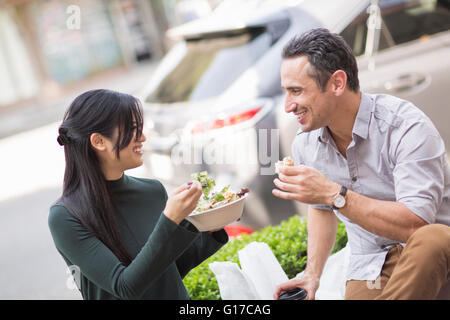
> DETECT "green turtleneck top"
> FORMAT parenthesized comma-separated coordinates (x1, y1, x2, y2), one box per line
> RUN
(48, 174, 228, 300)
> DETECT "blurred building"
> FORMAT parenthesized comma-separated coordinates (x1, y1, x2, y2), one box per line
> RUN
(0, 0, 221, 110)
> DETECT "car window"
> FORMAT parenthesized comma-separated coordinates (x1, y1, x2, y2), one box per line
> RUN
(145, 28, 271, 103)
(341, 0, 450, 57)
(339, 8, 392, 57)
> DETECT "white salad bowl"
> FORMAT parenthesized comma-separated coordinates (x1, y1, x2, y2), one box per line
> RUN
(186, 193, 248, 232)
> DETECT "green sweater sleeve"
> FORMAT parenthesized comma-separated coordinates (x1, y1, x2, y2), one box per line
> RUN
(48, 205, 200, 300)
(175, 220, 228, 278)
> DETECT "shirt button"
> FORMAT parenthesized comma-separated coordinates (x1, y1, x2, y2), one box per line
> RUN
(352, 176, 357, 182)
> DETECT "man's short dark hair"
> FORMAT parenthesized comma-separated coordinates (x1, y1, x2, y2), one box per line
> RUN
(282, 28, 360, 92)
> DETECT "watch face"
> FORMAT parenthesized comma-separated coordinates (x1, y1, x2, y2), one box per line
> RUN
(333, 195, 346, 208)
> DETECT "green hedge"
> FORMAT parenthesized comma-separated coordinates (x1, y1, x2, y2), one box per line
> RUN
(183, 215, 348, 300)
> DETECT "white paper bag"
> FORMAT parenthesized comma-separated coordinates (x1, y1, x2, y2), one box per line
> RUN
(209, 241, 288, 300)
(295, 244, 350, 300)
(316, 244, 350, 299)
(209, 261, 259, 300)
(238, 242, 289, 300)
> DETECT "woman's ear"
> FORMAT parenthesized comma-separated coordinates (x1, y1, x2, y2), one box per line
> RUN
(90, 133, 107, 151)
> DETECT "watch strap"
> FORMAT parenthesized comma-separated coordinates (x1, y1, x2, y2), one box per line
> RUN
(332, 185, 347, 209)
(339, 186, 348, 197)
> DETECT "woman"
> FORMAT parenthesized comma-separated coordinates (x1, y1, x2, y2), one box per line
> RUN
(48, 89, 228, 300)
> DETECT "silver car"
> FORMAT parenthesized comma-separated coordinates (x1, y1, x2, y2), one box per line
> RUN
(139, 0, 450, 229)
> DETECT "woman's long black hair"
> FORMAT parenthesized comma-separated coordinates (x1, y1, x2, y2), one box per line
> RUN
(57, 89, 144, 265)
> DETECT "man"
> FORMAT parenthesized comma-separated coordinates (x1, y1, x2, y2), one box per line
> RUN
(272, 28, 450, 300)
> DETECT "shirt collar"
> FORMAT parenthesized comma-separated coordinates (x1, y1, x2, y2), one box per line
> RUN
(352, 92, 372, 140)
(318, 126, 331, 143)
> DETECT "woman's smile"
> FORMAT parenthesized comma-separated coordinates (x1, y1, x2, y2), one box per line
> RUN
(133, 144, 143, 155)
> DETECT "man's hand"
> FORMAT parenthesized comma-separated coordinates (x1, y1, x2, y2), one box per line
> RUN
(272, 165, 340, 205)
(273, 272, 320, 300)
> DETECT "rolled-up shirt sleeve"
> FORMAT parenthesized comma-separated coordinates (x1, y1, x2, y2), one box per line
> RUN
(392, 121, 446, 224)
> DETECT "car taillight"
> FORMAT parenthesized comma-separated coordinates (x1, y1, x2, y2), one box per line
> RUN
(190, 106, 262, 135)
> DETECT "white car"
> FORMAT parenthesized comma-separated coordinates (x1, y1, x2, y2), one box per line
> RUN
(139, 0, 450, 229)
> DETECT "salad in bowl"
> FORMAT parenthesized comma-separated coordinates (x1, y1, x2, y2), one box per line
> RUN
(186, 171, 249, 231)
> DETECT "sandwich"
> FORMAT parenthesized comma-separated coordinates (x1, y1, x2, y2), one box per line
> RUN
(275, 156, 294, 174)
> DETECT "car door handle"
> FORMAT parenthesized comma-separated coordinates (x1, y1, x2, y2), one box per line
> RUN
(384, 73, 427, 93)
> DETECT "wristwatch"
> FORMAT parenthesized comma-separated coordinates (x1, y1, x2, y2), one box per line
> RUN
(332, 185, 347, 210)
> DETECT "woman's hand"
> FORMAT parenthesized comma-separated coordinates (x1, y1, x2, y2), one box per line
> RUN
(164, 181, 203, 224)
(273, 272, 320, 300)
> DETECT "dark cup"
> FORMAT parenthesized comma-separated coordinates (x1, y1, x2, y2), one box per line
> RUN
(278, 288, 307, 300)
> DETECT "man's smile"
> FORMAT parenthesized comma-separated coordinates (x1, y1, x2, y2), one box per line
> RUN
(295, 108, 308, 124)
